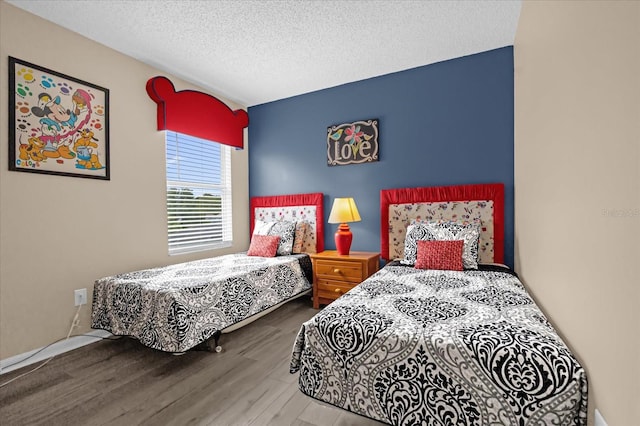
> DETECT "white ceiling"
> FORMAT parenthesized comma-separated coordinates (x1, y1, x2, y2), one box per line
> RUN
(7, 0, 521, 107)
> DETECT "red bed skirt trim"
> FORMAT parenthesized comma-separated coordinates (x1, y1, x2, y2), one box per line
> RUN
(250, 193, 324, 253)
(380, 183, 504, 263)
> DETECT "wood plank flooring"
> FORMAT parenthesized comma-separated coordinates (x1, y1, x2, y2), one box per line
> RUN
(0, 297, 386, 426)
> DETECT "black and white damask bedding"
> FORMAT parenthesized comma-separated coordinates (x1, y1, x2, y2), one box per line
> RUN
(290, 263, 587, 425)
(92, 253, 312, 353)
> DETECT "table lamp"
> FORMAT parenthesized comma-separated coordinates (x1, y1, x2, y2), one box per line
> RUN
(328, 197, 361, 255)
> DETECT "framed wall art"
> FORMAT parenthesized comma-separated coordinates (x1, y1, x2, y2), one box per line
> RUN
(327, 118, 379, 166)
(8, 56, 110, 180)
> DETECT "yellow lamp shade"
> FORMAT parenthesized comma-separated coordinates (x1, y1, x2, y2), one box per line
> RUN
(328, 198, 361, 224)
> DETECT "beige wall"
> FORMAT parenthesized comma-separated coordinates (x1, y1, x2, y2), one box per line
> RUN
(0, 1, 250, 359)
(515, 1, 639, 425)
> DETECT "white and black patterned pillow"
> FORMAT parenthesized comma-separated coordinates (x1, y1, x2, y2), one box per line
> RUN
(268, 221, 296, 255)
(400, 223, 435, 265)
(253, 220, 275, 236)
(423, 220, 481, 269)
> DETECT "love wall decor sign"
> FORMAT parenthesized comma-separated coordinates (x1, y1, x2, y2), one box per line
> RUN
(326, 118, 379, 166)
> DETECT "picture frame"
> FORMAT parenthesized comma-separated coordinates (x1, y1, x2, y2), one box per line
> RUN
(8, 56, 110, 180)
(327, 118, 379, 166)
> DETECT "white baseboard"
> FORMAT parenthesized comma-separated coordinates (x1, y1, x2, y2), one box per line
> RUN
(0, 330, 113, 375)
(595, 409, 608, 426)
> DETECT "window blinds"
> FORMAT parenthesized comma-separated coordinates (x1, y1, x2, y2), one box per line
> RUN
(165, 131, 232, 255)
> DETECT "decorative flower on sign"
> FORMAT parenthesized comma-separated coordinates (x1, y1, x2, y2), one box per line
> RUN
(344, 125, 364, 144)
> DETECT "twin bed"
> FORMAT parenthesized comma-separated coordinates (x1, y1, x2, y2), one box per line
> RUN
(290, 183, 588, 425)
(91, 192, 323, 353)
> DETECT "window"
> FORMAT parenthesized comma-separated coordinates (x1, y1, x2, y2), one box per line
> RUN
(165, 131, 232, 255)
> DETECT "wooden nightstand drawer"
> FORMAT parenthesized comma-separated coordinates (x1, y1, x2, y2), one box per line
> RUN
(316, 279, 355, 299)
(315, 260, 363, 282)
(310, 250, 380, 309)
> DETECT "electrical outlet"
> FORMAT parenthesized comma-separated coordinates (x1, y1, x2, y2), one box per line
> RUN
(74, 288, 87, 306)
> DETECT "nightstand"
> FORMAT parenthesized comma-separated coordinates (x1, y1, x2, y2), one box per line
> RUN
(310, 250, 380, 309)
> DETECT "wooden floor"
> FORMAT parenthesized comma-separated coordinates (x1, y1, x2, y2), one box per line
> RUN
(0, 297, 386, 426)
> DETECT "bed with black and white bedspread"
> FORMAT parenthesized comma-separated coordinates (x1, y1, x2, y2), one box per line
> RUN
(290, 262, 588, 425)
(92, 253, 312, 353)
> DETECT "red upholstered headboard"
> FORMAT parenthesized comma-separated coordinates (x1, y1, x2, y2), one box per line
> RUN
(380, 183, 504, 263)
(250, 193, 324, 253)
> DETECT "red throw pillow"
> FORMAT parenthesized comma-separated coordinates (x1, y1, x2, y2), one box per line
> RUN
(247, 235, 281, 257)
(415, 240, 464, 271)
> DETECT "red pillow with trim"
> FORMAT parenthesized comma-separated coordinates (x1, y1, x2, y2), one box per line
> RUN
(247, 235, 281, 257)
(415, 240, 464, 271)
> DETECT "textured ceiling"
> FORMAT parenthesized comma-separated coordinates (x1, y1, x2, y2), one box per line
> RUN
(7, 0, 521, 107)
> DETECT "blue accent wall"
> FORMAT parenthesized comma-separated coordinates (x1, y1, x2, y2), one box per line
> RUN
(249, 47, 514, 268)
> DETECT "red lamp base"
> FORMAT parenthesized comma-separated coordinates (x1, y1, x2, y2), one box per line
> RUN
(335, 223, 353, 255)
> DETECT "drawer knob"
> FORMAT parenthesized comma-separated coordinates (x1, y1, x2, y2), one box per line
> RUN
(333, 268, 341, 274)
(334, 288, 343, 294)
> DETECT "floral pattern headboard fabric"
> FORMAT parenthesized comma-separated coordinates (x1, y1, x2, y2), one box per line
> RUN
(254, 205, 318, 253)
(388, 201, 495, 263)
(380, 184, 504, 264)
(250, 192, 324, 254)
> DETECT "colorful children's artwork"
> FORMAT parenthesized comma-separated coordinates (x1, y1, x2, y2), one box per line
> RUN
(9, 57, 110, 180)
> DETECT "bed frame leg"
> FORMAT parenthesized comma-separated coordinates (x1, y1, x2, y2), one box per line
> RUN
(207, 330, 223, 353)
(184, 331, 223, 353)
